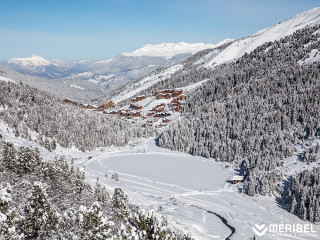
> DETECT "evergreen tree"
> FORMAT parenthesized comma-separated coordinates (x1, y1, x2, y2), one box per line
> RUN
(0, 183, 19, 240)
(23, 182, 58, 240)
(79, 202, 112, 240)
(94, 177, 109, 205)
(112, 188, 129, 218)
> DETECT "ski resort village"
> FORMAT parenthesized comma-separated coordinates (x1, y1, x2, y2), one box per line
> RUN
(63, 88, 186, 127)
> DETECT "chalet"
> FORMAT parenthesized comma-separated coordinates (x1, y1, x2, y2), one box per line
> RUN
(79, 103, 88, 109)
(171, 94, 186, 103)
(174, 106, 182, 112)
(155, 89, 169, 96)
(87, 104, 98, 110)
(172, 89, 183, 97)
(232, 176, 244, 184)
(130, 103, 143, 110)
(155, 107, 164, 113)
(131, 95, 146, 103)
(99, 101, 115, 110)
(152, 103, 165, 111)
(155, 89, 174, 95)
(146, 112, 153, 117)
(119, 111, 128, 117)
(162, 118, 171, 123)
(155, 112, 171, 118)
(79, 103, 98, 110)
(172, 101, 184, 108)
(129, 111, 141, 117)
(105, 110, 119, 115)
(157, 93, 172, 100)
(63, 99, 78, 106)
(155, 89, 183, 97)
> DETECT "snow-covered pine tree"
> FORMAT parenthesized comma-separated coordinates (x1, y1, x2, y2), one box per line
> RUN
(112, 188, 129, 219)
(0, 183, 19, 240)
(23, 182, 58, 240)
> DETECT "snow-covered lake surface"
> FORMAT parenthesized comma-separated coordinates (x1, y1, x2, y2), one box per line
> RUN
(88, 153, 231, 190)
(1, 118, 320, 240)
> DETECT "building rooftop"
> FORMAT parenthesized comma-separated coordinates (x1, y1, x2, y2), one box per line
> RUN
(232, 176, 244, 181)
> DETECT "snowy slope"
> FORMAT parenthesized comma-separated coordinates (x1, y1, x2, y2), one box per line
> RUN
(0, 76, 15, 83)
(200, 7, 320, 68)
(123, 40, 232, 59)
(111, 64, 184, 103)
(298, 49, 320, 65)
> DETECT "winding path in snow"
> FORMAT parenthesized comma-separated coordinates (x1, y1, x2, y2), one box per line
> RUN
(191, 205, 235, 240)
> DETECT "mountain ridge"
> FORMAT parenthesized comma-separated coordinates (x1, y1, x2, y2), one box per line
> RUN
(122, 40, 233, 59)
(0, 41, 227, 101)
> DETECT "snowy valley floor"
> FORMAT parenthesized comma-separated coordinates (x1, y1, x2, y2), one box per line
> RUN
(1, 119, 320, 240)
(54, 138, 320, 240)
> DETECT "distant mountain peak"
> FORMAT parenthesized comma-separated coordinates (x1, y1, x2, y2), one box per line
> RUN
(9, 54, 53, 67)
(122, 40, 233, 59)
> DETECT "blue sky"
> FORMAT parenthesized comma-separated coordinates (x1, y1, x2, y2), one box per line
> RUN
(0, 0, 319, 61)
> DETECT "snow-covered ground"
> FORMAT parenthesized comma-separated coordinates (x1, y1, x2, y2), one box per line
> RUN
(50, 136, 320, 240)
(0, 76, 16, 83)
(1, 115, 320, 239)
(298, 49, 320, 65)
(180, 79, 209, 93)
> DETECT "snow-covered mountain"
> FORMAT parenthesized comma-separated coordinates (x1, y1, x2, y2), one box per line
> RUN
(122, 41, 232, 59)
(5, 54, 93, 79)
(198, 6, 320, 68)
(9, 54, 53, 67)
(0, 66, 108, 102)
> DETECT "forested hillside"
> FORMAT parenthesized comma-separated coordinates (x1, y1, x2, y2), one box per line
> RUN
(157, 25, 320, 222)
(0, 137, 190, 239)
(0, 81, 153, 151)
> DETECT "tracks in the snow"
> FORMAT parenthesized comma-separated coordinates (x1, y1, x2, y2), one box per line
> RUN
(191, 205, 235, 240)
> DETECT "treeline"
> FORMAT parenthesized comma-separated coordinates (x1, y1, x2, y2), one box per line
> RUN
(0, 81, 154, 151)
(0, 137, 191, 239)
